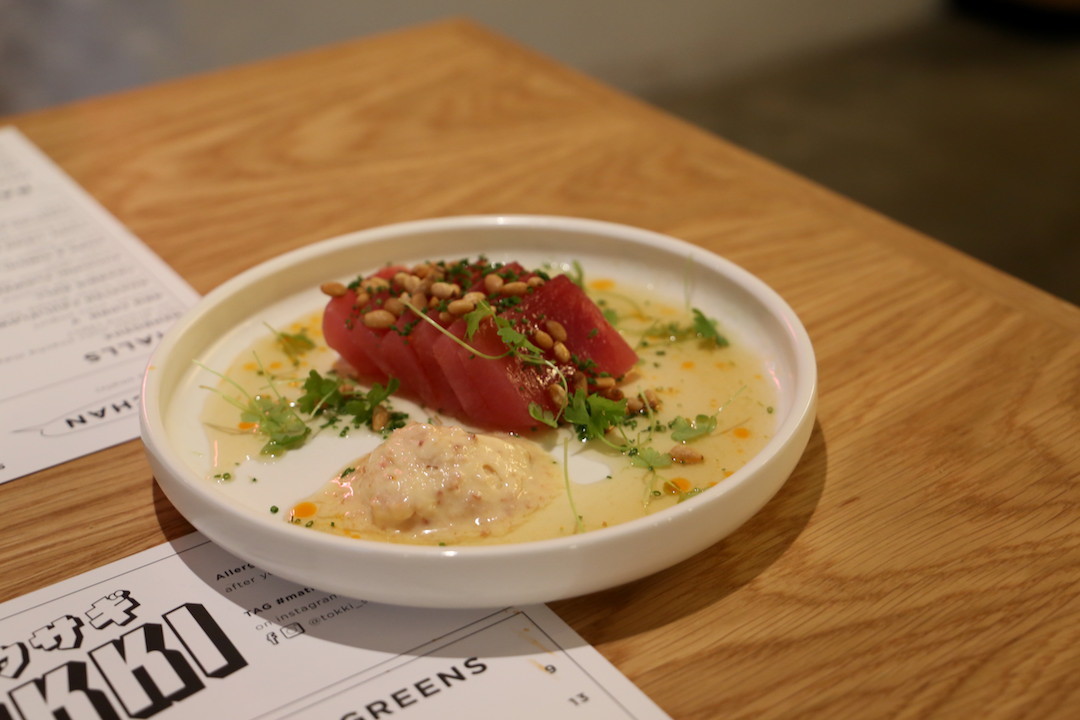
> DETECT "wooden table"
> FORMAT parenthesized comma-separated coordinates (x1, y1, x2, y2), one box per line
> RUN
(2, 19, 1077, 719)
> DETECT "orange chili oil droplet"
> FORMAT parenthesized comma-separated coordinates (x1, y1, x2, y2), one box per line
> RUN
(668, 477, 692, 493)
(733, 427, 751, 439)
(588, 278, 615, 291)
(681, 361, 695, 370)
(237, 421, 258, 431)
(292, 501, 318, 519)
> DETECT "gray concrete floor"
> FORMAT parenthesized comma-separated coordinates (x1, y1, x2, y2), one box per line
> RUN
(649, 10, 1080, 305)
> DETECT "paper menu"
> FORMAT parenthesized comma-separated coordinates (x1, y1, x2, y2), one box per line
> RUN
(0, 127, 199, 484)
(0, 532, 671, 719)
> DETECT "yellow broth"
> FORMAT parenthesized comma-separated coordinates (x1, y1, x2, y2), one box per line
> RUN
(199, 277, 777, 545)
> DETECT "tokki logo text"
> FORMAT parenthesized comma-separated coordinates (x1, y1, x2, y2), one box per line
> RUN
(0, 592, 247, 719)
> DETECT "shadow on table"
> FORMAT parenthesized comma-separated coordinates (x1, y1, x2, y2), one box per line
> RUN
(550, 419, 828, 643)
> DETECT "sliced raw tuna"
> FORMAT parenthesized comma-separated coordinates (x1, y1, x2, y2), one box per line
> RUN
(322, 290, 386, 381)
(321, 258, 638, 432)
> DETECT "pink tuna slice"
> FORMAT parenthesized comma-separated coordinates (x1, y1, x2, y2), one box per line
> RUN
(323, 263, 637, 433)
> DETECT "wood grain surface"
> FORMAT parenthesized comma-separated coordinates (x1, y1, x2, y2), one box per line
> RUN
(1, 19, 1077, 719)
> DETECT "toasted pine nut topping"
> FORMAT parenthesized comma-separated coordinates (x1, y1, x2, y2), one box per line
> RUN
(410, 291, 427, 309)
(364, 276, 389, 291)
(447, 298, 475, 315)
(500, 281, 528, 296)
(600, 386, 624, 401)
(626, 397, 645, 414)
(355, 291, 371, 307)
(527, 276, 545, 288)
(431, 281, 461, 299)
(533, 330, 554, 350)
(371, 405, 390, 432)
(320, 281, 348, 297)
(644, 388, 662, 411)
(573, 373, 588, 392)
(402, 274, 422, 293)
(438, 311, 452, 323)
(463, 291, 486, 304)
(670, 445, 704, 464)
(383, 297, 405, 316)
(545, 320, 567, 342)
(393, 272, 411, 289)
(552, 341, 570, 363)
(548, 383, 568, 409)
(593, 376, 616, 389)
(363, 309, 397, 329)
(483, 273, 504, 294)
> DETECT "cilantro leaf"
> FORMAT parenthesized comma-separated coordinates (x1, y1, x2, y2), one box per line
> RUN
(528, 402, 558, 428)
(628, 446, 672, 471)
(463, 301, 495, 340)
(691, 308, 729, 347)
(564, 390, 627, 441)
(242, 394, 311, 456)
(567, 260, 585, 289)
(266, 323, 316, 363)
(670, 413, 717, 442)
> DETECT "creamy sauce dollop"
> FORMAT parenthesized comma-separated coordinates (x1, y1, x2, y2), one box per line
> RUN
(294, 423, 561, 543)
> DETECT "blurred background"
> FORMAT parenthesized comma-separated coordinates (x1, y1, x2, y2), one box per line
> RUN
(1, 0, 1077, 304)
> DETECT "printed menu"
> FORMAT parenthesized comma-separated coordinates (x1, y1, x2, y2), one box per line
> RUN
(0, 127, 199, 484)
(0, 128, 672, 719)
(0, 533, 670, 719)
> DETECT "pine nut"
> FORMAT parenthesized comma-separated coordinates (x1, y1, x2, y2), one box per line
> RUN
(363, 309, 396, 329)
(364, 276, 389, 292)
(483, 273, 504, 294)
(463, 291, 486, 304)
(320, 281, 348, 297)
(411, 291, 427, 309)
(447, 298, 475, 315)
(372, 405, 390, 432)
(354, 291, 370, 307)
(548, 384, 568, 409)
(384, 297, 405, 316)
(527, 276, 545, 287)
(552, 341, 570, 363)
(402, 274, 422, 293)
(626, 397, 645, 414)
(644, 388, 662, 411)
(593, 376, 616, 389)
(533, 330, 554, 350)
(431, 282, 460, 299)
(545, 320, 567, 342)
(670, 445, 704, 464)
(600, 386, 623, 401)
(501, 281, 528, 296)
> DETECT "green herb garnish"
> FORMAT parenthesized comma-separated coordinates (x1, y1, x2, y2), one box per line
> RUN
(670, 414, 717, 442)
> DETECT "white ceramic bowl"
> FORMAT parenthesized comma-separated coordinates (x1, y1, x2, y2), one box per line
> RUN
(140, 215, 816, 608)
